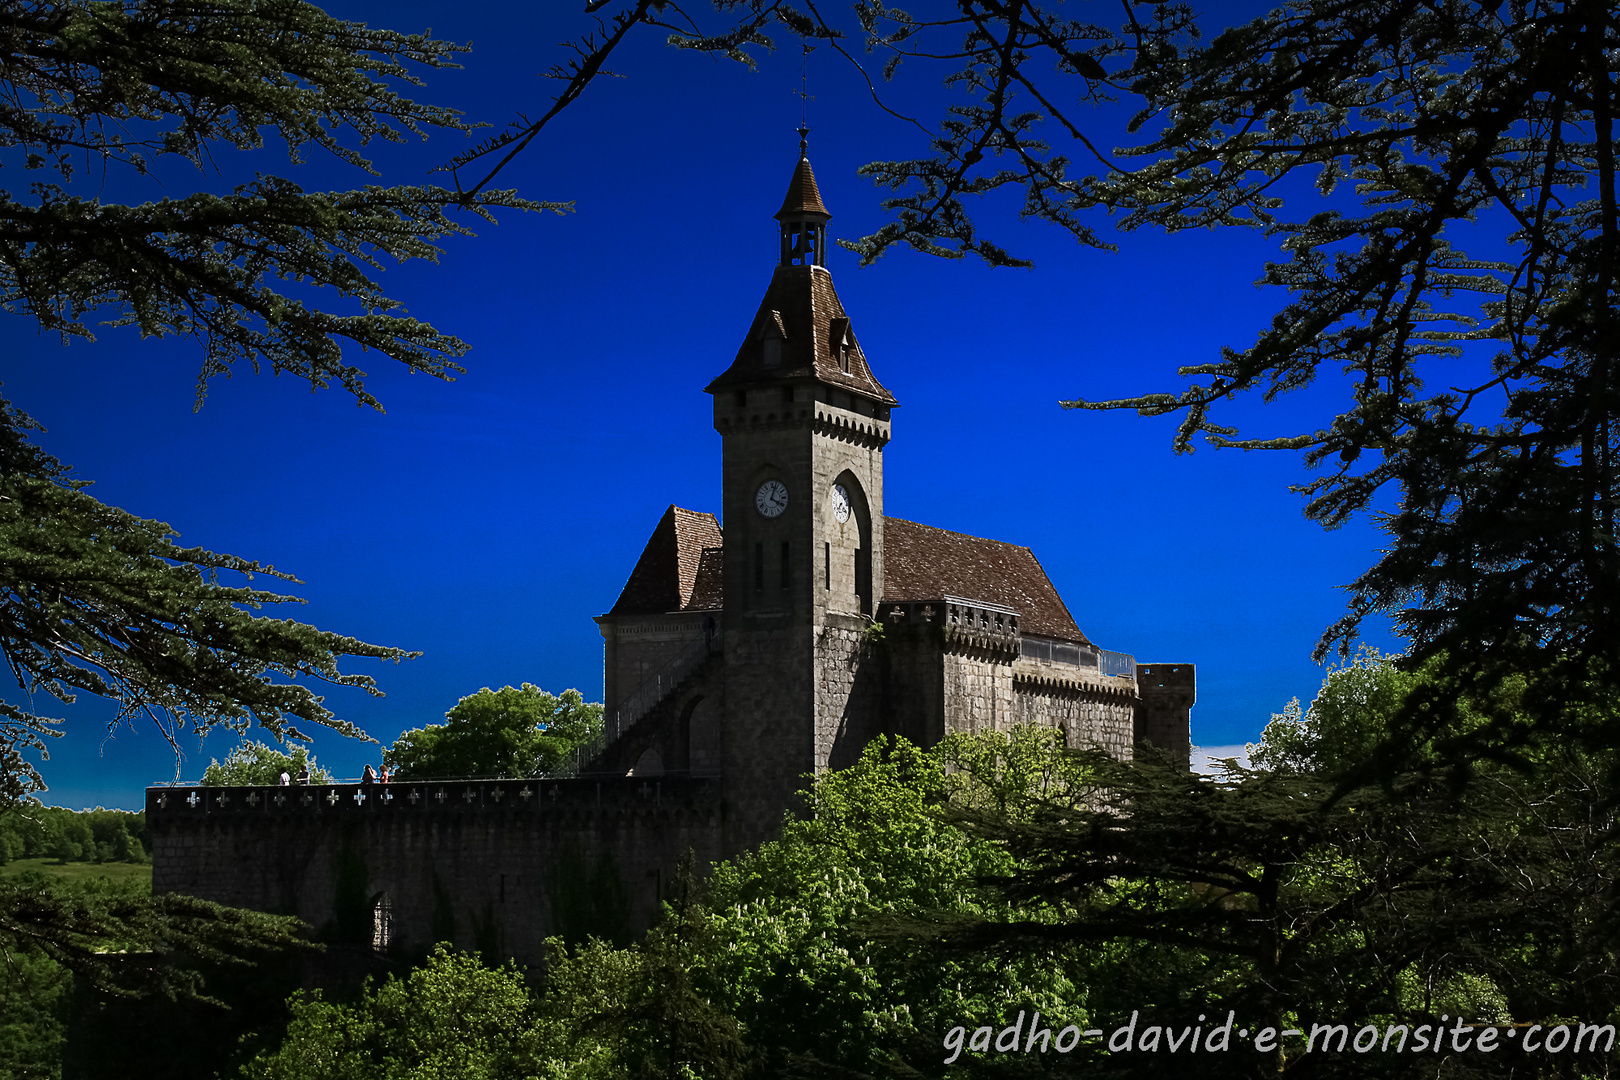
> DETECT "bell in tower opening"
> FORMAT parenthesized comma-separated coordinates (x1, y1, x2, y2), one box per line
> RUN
(777, 127, 830, 268)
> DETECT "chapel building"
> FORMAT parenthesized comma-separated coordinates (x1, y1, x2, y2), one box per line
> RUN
(143, 145, 1197, 956)
(587, 142, 1195, 854)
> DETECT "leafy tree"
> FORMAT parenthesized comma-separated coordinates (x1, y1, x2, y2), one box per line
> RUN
(0, 871, 308, 1001)
(699, 729, 1101, 1077)
(1247, 647, 1420, 776)
(237, 941, 636, 1080)
(234, 731, 1102, 1079)
(0, 0, 561, 1010)
(0, 0, 557, 809)
(1, 0, 555, 400)
(384, 685, 604, 779)
(0, 940, 69, 1080)
(1057, 0, 1620, 761)
(201, 740, 332, 787)
(0, 806, 149, 867)
(0, 402, 419, 811)
(612, 855, 751, 1080)
(919, 670, 1620, 1077)
(532, 0, 1620, 758)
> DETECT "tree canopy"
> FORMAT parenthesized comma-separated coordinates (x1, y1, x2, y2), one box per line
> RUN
(200, 740, 332, 787)
(1, 0, 560, 1004)
(518, 0, 1620, 759)
(383, 685, 604, 780)
(0, 401, 405, 808)
(1, 0, 556, 406)
(0, 0, 558, 808)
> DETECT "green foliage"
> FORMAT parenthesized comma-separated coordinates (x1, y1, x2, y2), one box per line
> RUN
(0, 860, 152, 888)
(662, 0, 1620, 756)
(613, 856, 750, 1080)
(534, 936, 644, 1079)
(0, 870, 310, 1001)
(920, 668, 1620, 1076)
(0, 943, 69, 1080)
(1056, 0, 1620, 749)
(701, 729, 1096, 1075)
(201, 740, 331, 787)
(237, 943, 616, 1080)
(228, 718, 1620, 1077)
(384, 685, 604, 780)
(233, 730, 1105, 1078)
(0, 0, 559, 407)
(0, 399, 413, 810)
(1248, 647, 1420, 776)
(1248, 646, 1568, 784)
(0, 0, 567, 808)
(0, 805, 149, 867)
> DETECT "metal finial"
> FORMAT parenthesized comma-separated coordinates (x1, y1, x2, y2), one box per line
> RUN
(795, 37, 815, 158)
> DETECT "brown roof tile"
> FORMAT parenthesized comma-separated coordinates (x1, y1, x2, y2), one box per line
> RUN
(686, 546, 724, 611)
(606, 506, 724, 616)
(707, 264, 897, 404)
(776, 155, 830, 220)
(882, 517, 1089, 643)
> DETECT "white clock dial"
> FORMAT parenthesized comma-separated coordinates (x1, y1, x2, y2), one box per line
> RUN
(831, 484, 851, 523)
(755, 479, 789, 518)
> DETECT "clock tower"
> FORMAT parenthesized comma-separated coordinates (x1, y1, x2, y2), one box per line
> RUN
(706, 135, 898, 848)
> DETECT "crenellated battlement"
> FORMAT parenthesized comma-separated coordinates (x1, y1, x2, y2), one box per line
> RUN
(147, 774, 721, 820)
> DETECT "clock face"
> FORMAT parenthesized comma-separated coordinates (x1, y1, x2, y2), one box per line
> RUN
(755, 479, 789, 518)
(831, 484, 851, 523)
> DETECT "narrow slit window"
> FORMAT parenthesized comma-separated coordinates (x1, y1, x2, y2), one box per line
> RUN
(824, 542, 830, 590)
(754, 542, 764, 591)
(780, 541, 790, 590)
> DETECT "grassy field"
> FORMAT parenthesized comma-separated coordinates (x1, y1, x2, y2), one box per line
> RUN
(0, 857, 153, 887)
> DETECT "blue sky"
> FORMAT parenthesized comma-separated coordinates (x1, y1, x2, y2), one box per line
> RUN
(4, 1, 1402, 808)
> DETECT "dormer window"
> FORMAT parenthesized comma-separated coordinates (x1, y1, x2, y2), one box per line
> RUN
(830, 318, 853, 374)
(761, 310, 788, 368)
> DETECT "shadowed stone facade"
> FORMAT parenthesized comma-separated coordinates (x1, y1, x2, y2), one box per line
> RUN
(148, 146, 1195, 965)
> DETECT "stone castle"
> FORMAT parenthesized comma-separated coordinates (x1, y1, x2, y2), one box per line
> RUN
(147, 146, 1195, 963)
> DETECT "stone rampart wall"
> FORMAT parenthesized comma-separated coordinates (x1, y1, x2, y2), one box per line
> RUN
(1011, 672, 1136, 759)
(148, 776, 724, 968)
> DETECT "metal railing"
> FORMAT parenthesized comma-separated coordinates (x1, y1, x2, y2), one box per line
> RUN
(1099, 649, 1137, 678)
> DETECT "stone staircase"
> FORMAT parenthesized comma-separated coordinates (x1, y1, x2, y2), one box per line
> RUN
(553, 635, 721, 777)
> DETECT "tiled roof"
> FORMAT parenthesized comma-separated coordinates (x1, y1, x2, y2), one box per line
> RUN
(776, 155, 830, 219)
(707, 264, 897, 404)
(606, 506, 724, 616)
(687, 546, 724, 611)
(882, 517, 1089, 643)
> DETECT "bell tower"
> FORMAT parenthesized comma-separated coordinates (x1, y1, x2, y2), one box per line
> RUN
(706, 135, 898, 849)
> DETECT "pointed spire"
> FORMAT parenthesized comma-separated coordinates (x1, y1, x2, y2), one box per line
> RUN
(776, 133, 830, 222)
(776, 134, 830, 266)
